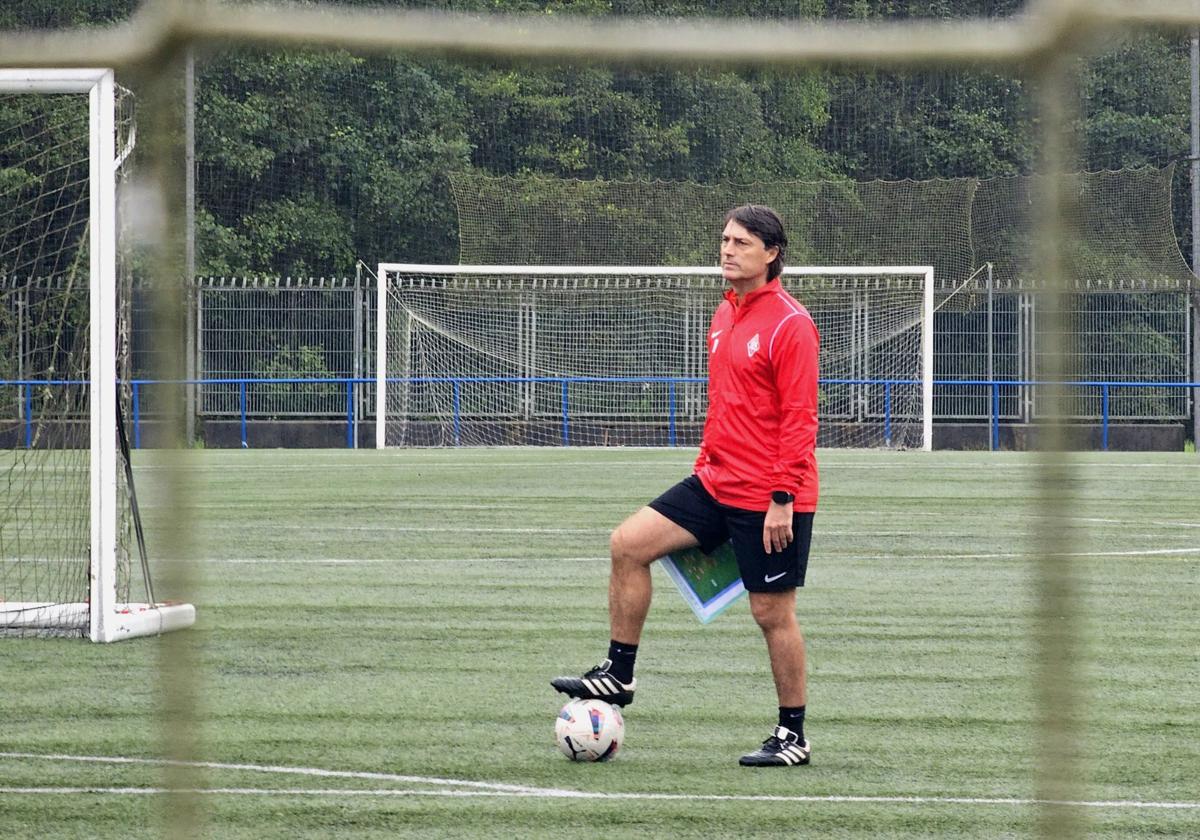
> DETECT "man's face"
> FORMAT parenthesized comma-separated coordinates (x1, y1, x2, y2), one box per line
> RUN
(720, 220, 777, 285)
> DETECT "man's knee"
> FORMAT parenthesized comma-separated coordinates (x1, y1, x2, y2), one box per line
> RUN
(610, 505, 697, 572)
(610, 521, 648, 570)
(749, 591, 797, 631)
(610, 509, 672, 570)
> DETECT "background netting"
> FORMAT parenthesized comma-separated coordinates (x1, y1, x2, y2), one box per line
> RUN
(382, 268, 929, 449)
(440, 169, 1192, 436)
(449, 167, 1191, 291)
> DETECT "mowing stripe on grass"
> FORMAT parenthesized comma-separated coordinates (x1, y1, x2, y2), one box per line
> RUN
(1, 784, 1198, 810)
(204, 546, 1199, 563)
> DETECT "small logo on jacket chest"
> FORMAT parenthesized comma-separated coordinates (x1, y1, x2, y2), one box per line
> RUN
(709, 329, 722, 354)
(746, 333, 760, 358)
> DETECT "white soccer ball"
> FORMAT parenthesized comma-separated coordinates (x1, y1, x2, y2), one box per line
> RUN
(554, 698, 624, 762)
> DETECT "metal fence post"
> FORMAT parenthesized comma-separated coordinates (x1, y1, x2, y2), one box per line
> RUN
(239, 379, 248, 448)
(991, 382, 1000, 451)
(560, 379, 569, 446)
(23, 384, 32, 448)
(196, 279, 205, 441)
(133, 381, 142, 449)
(1101, 384, 1110, 451)
(668, 379, 677, 446)
(353, 265, 363, 449)
(883, 380, 892, 447)
(452, 379, 462, 447)
(986, 262, 994, 395)
(1021, 292, 1034, 424)
(1192, 291, 1199, 448)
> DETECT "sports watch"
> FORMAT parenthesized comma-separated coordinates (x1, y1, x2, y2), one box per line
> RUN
(771, 490, 795, 505)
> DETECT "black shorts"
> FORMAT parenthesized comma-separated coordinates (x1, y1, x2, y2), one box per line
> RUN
(648, 475, 813, 593)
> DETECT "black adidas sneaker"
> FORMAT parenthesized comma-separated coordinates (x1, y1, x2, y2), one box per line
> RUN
(550, 659, 636, 707)
(738, 725, 811, 767)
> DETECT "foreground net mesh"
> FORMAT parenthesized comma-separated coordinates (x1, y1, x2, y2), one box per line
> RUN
(2, 6, 1195, 836)
(0, 82, 144, 636)
(380, 267, 928, 449)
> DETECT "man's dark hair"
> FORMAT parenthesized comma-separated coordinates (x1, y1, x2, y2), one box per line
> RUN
(724, 204, 788, 280)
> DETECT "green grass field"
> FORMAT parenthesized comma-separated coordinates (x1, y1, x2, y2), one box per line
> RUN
(2, 448, 1198, 838)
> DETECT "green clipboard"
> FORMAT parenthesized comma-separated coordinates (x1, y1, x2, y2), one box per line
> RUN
(660, 540, 745, 624)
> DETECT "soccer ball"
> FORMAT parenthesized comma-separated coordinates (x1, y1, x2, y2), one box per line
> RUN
(555, 698, 624, 762)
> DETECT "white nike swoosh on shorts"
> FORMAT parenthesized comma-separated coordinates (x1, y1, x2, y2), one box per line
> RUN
(764, 571, 787, 583)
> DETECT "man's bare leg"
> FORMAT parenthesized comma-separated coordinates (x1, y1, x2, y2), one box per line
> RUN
(551, 506, 696, 705)
(748, 589, 807, 707)
(608, 506, 698, 644)
(737, 589, 812, 766)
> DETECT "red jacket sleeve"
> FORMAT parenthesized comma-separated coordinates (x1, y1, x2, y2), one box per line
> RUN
(768, 313, 819, 497)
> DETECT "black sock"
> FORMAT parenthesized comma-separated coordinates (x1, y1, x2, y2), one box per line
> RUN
(779, 706, 806, 741)
(606, 639, 638, 683)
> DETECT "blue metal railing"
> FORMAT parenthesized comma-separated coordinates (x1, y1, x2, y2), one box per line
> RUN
(4, 376, 1197, 451)
(943, 378, 1199, 452)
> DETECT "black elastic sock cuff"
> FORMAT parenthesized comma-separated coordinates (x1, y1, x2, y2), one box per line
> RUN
(778, 705, 806, 737)
(607, 639, 638, 681)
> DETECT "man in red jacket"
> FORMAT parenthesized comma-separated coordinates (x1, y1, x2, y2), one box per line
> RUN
(553, 205, 820, 767)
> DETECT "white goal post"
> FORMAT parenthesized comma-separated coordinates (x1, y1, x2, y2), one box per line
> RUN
(375, 263, 933, 452)
(0, 69, 194, 642)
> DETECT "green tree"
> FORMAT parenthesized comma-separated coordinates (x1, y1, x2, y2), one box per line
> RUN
(197, 48, 471, 274)
(0, 0, 137, 29)
(4, 0, 1195, 274)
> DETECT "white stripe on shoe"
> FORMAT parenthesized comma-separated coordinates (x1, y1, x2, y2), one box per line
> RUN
(779, 742, 811, 765)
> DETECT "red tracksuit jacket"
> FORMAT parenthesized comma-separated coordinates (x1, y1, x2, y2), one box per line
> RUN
(694, 278, 820, 512)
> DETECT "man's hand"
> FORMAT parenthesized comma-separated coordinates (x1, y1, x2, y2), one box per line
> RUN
(763, 500, 794, 554)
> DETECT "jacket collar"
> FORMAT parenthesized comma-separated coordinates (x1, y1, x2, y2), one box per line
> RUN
(724, 277, 780, 309)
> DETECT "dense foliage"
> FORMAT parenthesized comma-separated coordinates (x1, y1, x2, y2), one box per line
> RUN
(0, 1, 1194, 276)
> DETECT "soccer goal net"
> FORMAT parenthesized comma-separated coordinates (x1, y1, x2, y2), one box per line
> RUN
(375, 264, 933, 451)
(0, 69, 194, 641)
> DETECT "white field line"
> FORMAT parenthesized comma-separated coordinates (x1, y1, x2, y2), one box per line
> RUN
(868, 548, 1200, 561)
(851, 461, 1200, 471)
(0, 753, 1197, 810)
(185, 513, 1200, 531)
(206, 556, 608, 564)
(0, 556, 608, 565)
(1, 787, 1199, 810)
(853, 511, 1200, 528)
(184, 546, 1200, 564)
(138, 459, 691, 472)
(195, 518, 1200, 540)
(199, 524, 609, 534)
(135, 460, 1200, 472)
(193, 516, 1194, 530)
